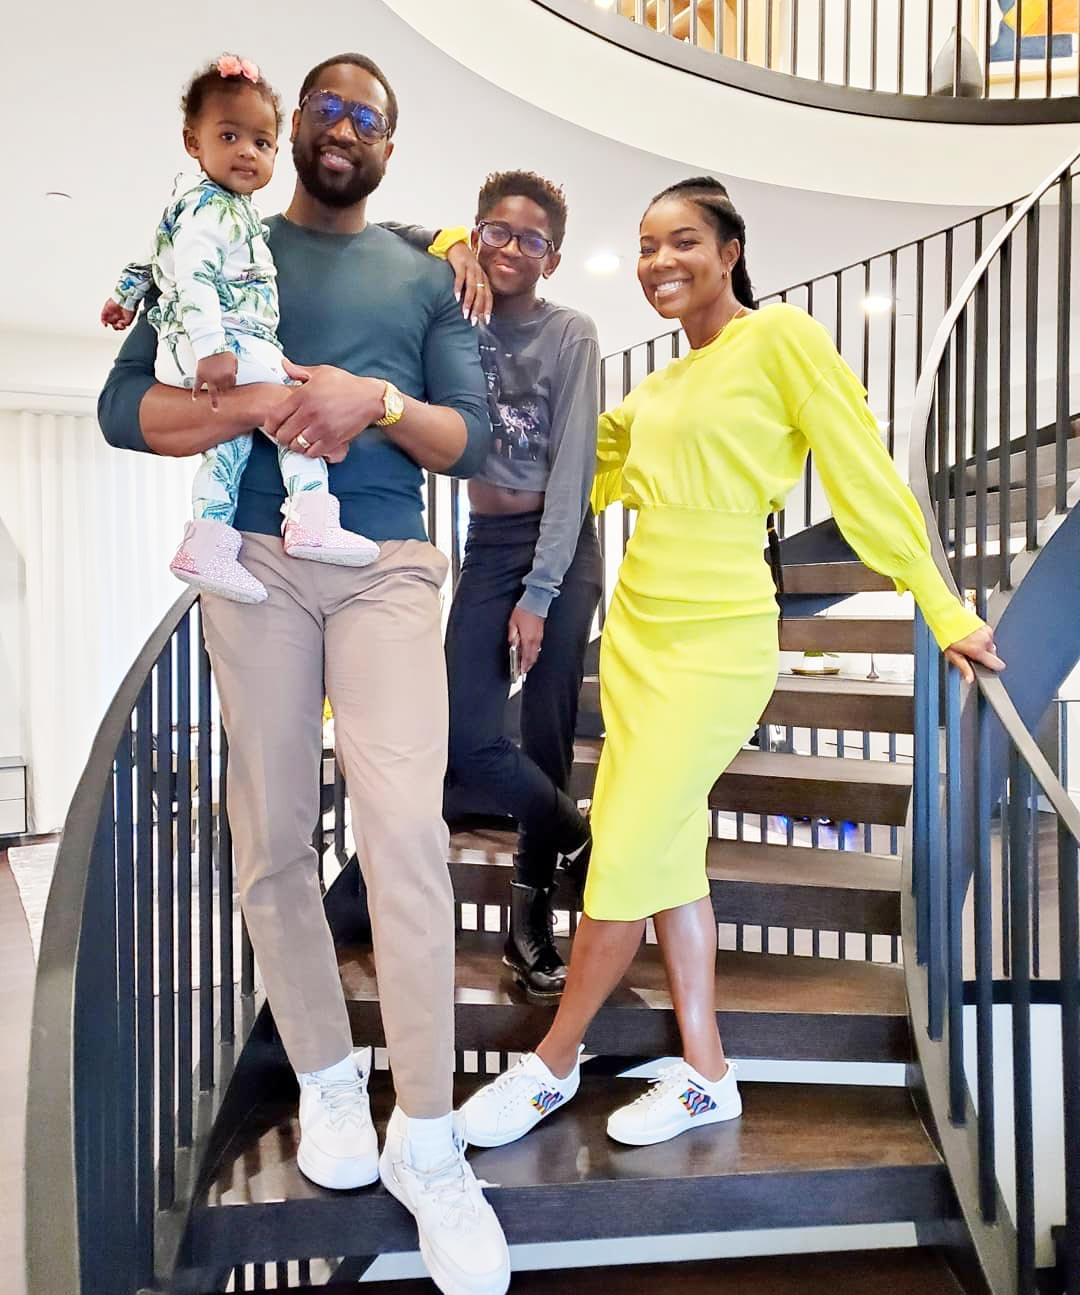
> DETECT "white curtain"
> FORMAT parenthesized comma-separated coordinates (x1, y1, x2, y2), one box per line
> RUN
(0, 409, 193, 832)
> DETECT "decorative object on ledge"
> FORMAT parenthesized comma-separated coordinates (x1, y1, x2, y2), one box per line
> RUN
(931, 28, 985, 96)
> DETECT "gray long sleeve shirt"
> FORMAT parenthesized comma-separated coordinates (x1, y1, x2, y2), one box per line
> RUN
(477, 302, 600, 617)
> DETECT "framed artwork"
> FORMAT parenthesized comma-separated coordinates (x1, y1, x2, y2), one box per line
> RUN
(988, 0, 1078, 84)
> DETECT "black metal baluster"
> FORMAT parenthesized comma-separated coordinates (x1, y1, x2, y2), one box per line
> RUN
(790, 0, 799, 74)
(1046, 0, 1054, 96)
(426, 470, 438, 546)
(176, 616, 194, 1148)
(1007, 750, 1036, 1287)
(999, 226, 1014, 590)
(1025, 205, 1041, 551)
(945, 668, 965, 1122)
(1057, 174, 1073, 515)
(953, 305, 969, 593)
(926, 646, 944, 1038)
(450, 478, 462, 588)
(973, 275, 989, 620)
(155, 645, 176, 1209)
(897, 0, 906, 91)
(925, 0, 934, 93)
(842, 0, 851, 84)
(954, 0, 963, 95)
(887, 250, 898, 457)
(739, 0, 748, 62)
(134, 682, 155, 1281)
(870, 0, 878, 89)
(974, 690, 996, 1221)
(1014, 0, 1024, 97)
(113, 723, 138, 1278)
(197, 625, 215, 1090)
(818, 0, 826, 80)
(219, 730, 235, 1044)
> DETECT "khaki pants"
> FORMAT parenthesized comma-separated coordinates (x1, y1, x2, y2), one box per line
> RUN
(201, 533, 455, 1116)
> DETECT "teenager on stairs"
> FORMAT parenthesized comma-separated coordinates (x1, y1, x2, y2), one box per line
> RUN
(461, 176, 1005, 1151)
(439, 171, 603, 999)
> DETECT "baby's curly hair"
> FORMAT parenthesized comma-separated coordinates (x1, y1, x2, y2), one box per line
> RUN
(181, 56, 283, 135)
(476, 171, 568, 249)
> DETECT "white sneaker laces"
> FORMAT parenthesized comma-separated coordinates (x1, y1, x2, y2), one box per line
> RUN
(489, 1058, 542, 1111)
(627, 1062, 689, 1111)
(312, 1073, 368, 1129)
(411, 1138, 496, 1230)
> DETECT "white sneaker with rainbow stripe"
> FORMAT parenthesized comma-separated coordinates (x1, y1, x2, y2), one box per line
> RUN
(606, 1059, 741, 1146)
(459, 1048, 582, 1148)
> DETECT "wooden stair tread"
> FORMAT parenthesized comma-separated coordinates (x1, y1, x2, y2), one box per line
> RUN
(352, 1249, 963, 1294)
(781, 563, 895, 595)
(337, 931, 909, 1067)
(449, 832, 902, 935)
(570, 743, 913, 826)
(193, 1074, 949, 1264)
(452, 828, 901, 895)
(780, 617, 914, 655)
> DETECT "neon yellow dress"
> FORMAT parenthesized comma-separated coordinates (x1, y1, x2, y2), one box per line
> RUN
(584, 303, 982, 922)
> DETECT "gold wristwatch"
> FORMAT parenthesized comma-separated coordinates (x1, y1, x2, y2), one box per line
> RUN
(375, 380, 405, 427)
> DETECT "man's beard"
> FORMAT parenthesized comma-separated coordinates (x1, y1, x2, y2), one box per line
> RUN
(292, 137, 385, 208)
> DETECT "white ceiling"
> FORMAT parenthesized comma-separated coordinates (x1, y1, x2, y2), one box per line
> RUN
(0, 0, 984, 360)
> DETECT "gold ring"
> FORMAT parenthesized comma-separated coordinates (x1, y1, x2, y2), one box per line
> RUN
(296, 434, 311, 450)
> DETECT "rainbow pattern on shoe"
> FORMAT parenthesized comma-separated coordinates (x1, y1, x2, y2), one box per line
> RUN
(531, 1089, 564, 1116)
(679, 1085, 718, 1118)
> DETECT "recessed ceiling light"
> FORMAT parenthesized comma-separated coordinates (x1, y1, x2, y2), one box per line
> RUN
(586, 250, 621, 275)
(862, 294, 893, 314)
(593, 0, 617, 8)
(44, 190, 72, 202)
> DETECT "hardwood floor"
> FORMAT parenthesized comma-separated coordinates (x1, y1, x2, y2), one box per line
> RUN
(0, 851, 33, 1295)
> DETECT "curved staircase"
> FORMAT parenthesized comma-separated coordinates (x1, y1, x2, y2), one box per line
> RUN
(25, 159, 1080, 1294)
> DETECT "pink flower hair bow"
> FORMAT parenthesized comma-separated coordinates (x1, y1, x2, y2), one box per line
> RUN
(217, 54, 260, 83)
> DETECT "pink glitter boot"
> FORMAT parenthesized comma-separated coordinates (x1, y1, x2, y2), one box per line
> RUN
(169, 519, 268, 604)
(282, 491, 379, 567)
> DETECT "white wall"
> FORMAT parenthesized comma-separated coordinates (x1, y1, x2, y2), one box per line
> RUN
(964, 1004, 1066, 1269)
(0, 355, 193, 831)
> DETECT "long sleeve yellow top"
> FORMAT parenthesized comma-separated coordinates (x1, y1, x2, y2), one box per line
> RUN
(591, 303, 982, 651)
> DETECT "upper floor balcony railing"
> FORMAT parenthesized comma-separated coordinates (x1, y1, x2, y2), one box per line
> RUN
(562, 0, 1080, 108)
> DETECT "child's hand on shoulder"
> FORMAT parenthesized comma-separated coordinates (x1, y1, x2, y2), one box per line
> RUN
(194, 352, 239, 410)
(101, 300, 136, 331)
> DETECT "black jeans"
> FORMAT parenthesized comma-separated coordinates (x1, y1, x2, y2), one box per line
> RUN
(444, 511, 603, 888)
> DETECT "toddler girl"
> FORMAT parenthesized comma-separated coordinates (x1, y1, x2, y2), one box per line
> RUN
(102, 55, 377, 603)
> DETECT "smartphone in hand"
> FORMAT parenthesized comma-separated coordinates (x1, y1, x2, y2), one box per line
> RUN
(509, 640, 522, 685)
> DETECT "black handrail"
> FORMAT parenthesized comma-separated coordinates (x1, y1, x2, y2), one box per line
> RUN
(906, 145, 1080, 1295)
(534, 0, 1080, 121)
(25, 589, 198, 1295)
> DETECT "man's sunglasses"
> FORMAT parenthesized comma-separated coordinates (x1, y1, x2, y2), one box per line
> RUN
(477, 220, 554, 260)
(299, 91, 391, 143)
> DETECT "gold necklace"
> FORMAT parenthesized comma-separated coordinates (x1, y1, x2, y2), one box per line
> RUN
(696, 305, 750, 351)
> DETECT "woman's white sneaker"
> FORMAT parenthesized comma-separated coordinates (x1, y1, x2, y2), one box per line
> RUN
(379, 1107, 510, 1295)
(296, 1047, 379, 1189)
(459, 1049, 582, 1148)
(606, 1059, 741, 1146)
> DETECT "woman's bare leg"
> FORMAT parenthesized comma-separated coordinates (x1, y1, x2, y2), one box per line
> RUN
(534, 914, 645, 1077)
(653, 895, 727, 1081)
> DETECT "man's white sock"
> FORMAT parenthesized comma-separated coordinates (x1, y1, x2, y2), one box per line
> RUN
(405, 1112, 456, 1172)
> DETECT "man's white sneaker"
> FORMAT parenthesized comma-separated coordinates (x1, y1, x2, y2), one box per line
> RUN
(296, 1047, 379, 1189)
(606, 1059, 742, 1146)
(459, 1049, 582, 1148)
(379, 1107, 510, 1295)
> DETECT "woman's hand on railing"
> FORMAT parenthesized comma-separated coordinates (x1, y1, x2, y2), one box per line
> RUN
(944, 625, 1006, 684)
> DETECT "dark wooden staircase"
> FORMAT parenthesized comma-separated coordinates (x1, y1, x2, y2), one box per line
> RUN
(178, 555, 979, 1291)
